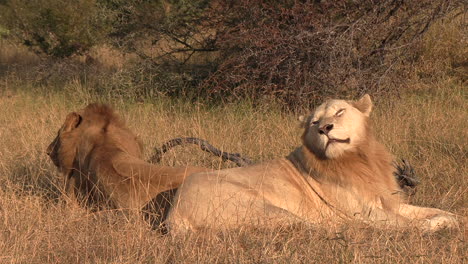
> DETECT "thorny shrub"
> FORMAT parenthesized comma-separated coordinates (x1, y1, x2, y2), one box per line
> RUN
(200, 0, 464, 108)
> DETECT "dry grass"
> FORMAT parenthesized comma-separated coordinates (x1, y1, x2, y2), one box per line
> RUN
(0, 15, 466, 263)
(0, 80, 466, 263)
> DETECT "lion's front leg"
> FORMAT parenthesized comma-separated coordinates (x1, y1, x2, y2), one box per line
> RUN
(399, 204, 458, 231)
(62, 174, 79, 206)
(353, 204, 410, 229)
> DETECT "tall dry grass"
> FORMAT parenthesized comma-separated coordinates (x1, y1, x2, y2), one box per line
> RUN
(0, 81, 466, 263)
(0, 14, 466, 264)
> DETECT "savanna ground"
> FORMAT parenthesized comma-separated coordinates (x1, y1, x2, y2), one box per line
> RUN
(0, 15, 467, 264)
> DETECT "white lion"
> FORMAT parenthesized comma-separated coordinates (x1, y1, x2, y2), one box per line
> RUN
(165, 95, 458, 233)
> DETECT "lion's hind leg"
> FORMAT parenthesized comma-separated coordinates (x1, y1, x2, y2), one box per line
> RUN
(142, 188, 178, 234)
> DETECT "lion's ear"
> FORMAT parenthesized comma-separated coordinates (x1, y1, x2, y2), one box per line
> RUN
(62, 112, 82, 132)
(298, 115, 311, 128)
(353, 94, 373, 116)
(297, 115, 305, 124)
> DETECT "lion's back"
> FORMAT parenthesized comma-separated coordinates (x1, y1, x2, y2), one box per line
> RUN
(166, 158, 330, 232)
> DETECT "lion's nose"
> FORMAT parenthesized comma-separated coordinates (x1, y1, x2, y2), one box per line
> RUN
(319, 124, 334, 135)
(46, 146, 52, 156)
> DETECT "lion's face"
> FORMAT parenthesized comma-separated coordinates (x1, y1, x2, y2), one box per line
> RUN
(303, 94, 373, 159)
(46, 112, 82, 174)
(46, 132, 61, 167)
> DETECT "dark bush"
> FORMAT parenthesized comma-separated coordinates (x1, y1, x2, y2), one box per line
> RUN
(105, 0, 462, 108)
(1, 0, 463, 107)
(200, 0, 463, 108)
(0, 0, 111, 57)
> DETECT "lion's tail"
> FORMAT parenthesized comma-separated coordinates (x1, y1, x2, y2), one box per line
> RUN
(149, 137, 253, 167)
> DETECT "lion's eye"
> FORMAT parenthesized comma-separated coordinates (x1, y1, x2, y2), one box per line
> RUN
(335, 109, 345, 117)
(311, 120, 319, 125)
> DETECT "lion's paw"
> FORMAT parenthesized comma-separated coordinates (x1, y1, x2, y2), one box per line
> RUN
(422, 214, 459, 231)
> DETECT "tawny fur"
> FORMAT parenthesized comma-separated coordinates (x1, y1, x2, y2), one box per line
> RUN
(47, 104, 209, 211)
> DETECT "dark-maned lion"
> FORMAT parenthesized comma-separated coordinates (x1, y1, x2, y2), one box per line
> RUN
(46, 103, 210, 211)
(166, 95, 459, 233)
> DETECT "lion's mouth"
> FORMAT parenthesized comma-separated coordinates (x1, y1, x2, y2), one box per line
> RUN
(326, 137, 350, 146)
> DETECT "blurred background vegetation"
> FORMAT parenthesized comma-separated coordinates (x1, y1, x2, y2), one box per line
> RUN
(0, 2, 466, 262)
(0, 0, 466, 109)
